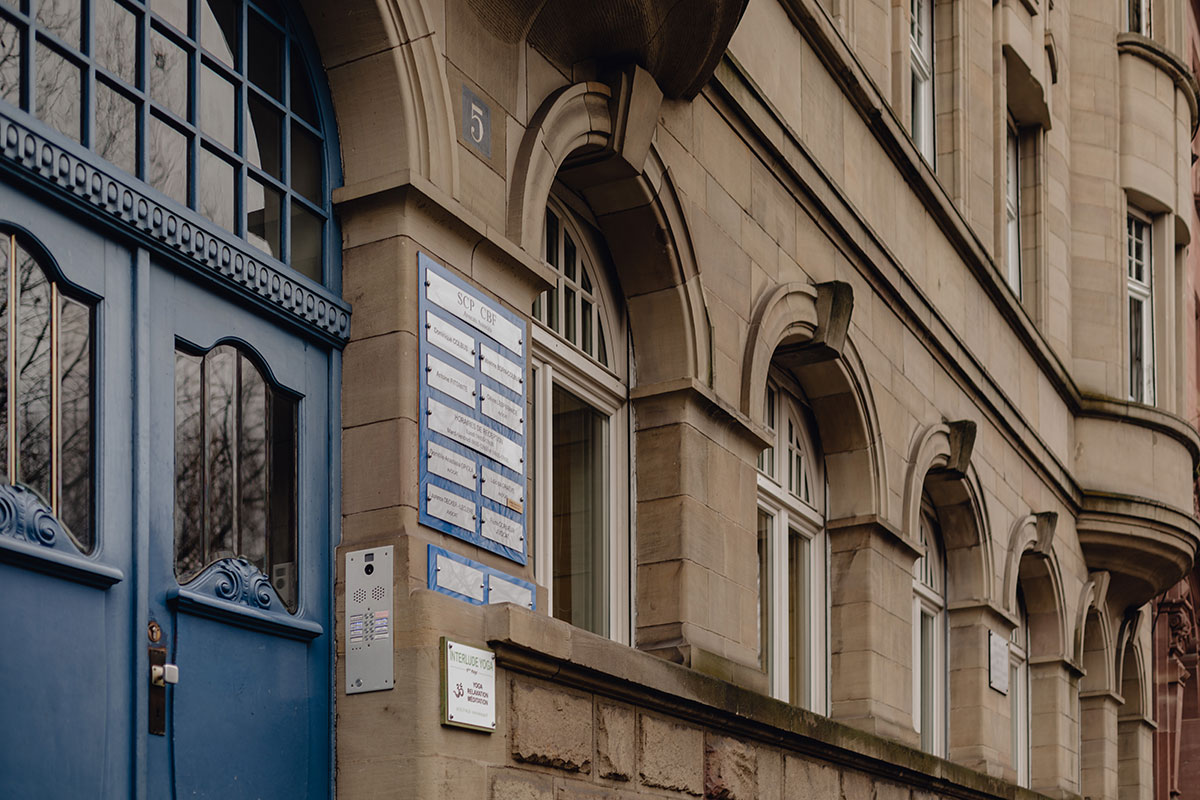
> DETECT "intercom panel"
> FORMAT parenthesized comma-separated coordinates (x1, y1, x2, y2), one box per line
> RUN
(345, 546, 394, 694)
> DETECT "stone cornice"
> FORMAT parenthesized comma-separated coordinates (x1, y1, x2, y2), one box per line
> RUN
(0, 107, 351, 347)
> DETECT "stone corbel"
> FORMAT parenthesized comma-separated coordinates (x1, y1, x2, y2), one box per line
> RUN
(772, 281, 853, 367)
(944, 420, 976, 477)
(1001, 511, 1058, 614)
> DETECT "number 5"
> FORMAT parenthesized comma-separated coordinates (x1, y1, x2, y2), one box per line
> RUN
(469, 102, 485, 144)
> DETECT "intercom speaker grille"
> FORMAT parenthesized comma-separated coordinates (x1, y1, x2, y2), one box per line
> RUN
(371, 586, 385, 601)
(353, 588, 367, 604)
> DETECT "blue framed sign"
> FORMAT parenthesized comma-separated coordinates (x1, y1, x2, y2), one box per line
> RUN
(418, 253, 527, 564)
(427, 545, 536, 610)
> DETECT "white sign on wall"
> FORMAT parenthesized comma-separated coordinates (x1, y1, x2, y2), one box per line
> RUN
(989, 630, 1010, 694)
(441, 638, 496, 732)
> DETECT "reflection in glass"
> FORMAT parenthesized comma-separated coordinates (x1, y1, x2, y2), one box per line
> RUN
(59, 295, 91, 546)
(247, 94, 281, 177)
(95, 0, 136, 84)
(175, 344, 298, 610)
(152, 0, 189, 34)
(920, 610, 935, 752)
(757, 510, 771, 669)
(201, 0, 236, 67)
(247, 12, 281, 98)
(0, 237, 7, 484)
(36, 0, 81, 49)
(149, 115, 188, 205)
(95, 81, 137, 175)
(0, 17, 20, 106)
(290, 203, 321, 282)
(788, 529, 809, 707)
(36, 43, 81, 142)
(200, 63, 235, 150)
(15, 243, 51, 503)
(247, 178, 281, 258)
(291, 122, 321, 201)
(551, 386, 609, 635)
(198, 146, 235, 231)
(290, 47, 317, 125)
(150, 29, 188, 118)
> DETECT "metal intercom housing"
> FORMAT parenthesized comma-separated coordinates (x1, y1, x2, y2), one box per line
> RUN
(345, 545, 394, 694)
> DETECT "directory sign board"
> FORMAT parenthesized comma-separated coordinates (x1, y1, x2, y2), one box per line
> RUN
(418, 253, 527, 564)
(441, 637, 496, 732)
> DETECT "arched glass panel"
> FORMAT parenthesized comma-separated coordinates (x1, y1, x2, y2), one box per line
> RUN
(0, 231, 94, 551)
(0, 0, 330, 282)
(533, 207, 611, 368)
(174, 342, 297, 609)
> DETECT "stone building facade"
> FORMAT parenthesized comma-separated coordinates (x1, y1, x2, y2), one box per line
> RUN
(1, 0, 1197, 798)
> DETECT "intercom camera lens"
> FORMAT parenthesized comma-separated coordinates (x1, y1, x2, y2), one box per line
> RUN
(364, 563, 374, 576)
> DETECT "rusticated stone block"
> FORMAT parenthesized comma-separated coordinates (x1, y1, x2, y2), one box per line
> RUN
(490, 769, 552, 800)
(639, 713, 704, 795)
(875, 781, 911, 800)
(510, 680, 592, 773)
(784, 755, 839, 797)
(704, 734, 757, 799)
(840, 770, 875, 799)
(596, 701, 635, 781)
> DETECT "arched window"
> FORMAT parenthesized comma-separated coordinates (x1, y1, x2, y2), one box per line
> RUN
(1010, 589, 1031, 787)
(530, 203, 628, 641)
(0, 0, 332, 282)
(174, 342, 297, 609)
(913, 494, 947, 755)
(0, 230, 94, 550)
(756, 374, 826, 711)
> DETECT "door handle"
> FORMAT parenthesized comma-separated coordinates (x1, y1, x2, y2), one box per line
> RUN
(151, 663, 179, 686)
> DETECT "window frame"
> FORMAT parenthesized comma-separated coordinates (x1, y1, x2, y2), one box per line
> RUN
(1126, 210, 1154, 404)
(530, 203, 630, 644)
(1005, 118, 1022, 298)
(756, 373, 828, 713)
(909, 0, 934, 162)
(1010, 593, 1032, 788)
(912, 498, 947, 757)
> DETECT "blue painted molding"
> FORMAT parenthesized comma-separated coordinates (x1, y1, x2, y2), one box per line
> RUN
(0, 483, 122, 588)
(0, 108, 351, 347)
(170, 557, 323, 641)
(427, 544, 536, 610)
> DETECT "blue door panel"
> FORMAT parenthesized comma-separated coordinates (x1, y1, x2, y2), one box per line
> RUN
(172, 615, 312, 799)
(0, 564, 121, 799)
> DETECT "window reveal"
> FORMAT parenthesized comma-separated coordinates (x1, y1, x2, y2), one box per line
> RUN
(174, 343, 298, 610)
(1127, 213, 1153, 404)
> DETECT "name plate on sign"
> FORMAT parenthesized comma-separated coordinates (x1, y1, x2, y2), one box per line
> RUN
(418, 254, 528, 565)
(442, 638, 496, 732)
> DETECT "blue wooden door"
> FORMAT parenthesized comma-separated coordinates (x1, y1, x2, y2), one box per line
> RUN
(144, 261, 332, 798)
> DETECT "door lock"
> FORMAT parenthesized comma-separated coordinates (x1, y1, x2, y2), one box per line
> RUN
(151, 663, 179, 686)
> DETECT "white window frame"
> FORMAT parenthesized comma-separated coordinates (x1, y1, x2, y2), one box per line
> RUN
(1126, 211, 1154, 404)
(530, 204, 630, 644)
(1010, 596, 1031, 788)
(756, 375, 828, 713)
(912, 500, 947, 757)
(910, 0, 934, 162)
(1005, 120, 1022, 298)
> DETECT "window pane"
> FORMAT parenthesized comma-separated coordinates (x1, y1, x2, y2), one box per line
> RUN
(290, 202, 322, 281)
(95, 0, 137, 85)
(1130, 296, 1144, 402)
(206, 345, 236, 560)
(58, 294, 90, 548)
(920, 610, 935, 752)
(237, 352, 267, 568)
(246, 11, 281, 99)
(564, 286, 576, 344)
(198, 146, 235, 231)
(15, 243, 51, 502)
(788, 529, 809, 707)
(0, 17, 19, 107)
(246, 177, 281, 258)
(36, 0, 81, 49)
(247, 93, 282, 177)
(267, 388, 296, 609)
(289, 47, 317, 125)
(152, 0, 189, 34)
(200, 63, 235, 150)
(544, 211, 558, 267)
(149, 114, 188, 205)
(174, 350, 204, 579)
(95, 80, 137, 175)
(581, 298, 593, 357)
(150, 29, 188, 119)
(563, 234, 576, 282)
(757, 510, 771, 670)
(36, 43, 81, 142)
(290, 122, 321, 202)
(551, 385, 609, 635)
(200, 0, 236, 68)
(0, 237, 8, 484)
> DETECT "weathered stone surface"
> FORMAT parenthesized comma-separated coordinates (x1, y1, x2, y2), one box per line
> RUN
(490, 769, 552, 800)
(639, 713, 704, 795)
(704, 734, 757, 799)
(784, 755, 840, 798)
(840, 770, 875, 800)
(596, 701, 635, 780)
(510, 680, 592, 773)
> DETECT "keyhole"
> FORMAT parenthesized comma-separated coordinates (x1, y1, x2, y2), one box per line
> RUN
(147, 620, 162, 643)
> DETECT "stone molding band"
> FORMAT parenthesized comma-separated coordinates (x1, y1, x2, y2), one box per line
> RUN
(0, 108, 352, 347)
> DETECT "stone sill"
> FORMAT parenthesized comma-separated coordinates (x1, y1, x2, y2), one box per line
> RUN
(484, 603, 1069, 800)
